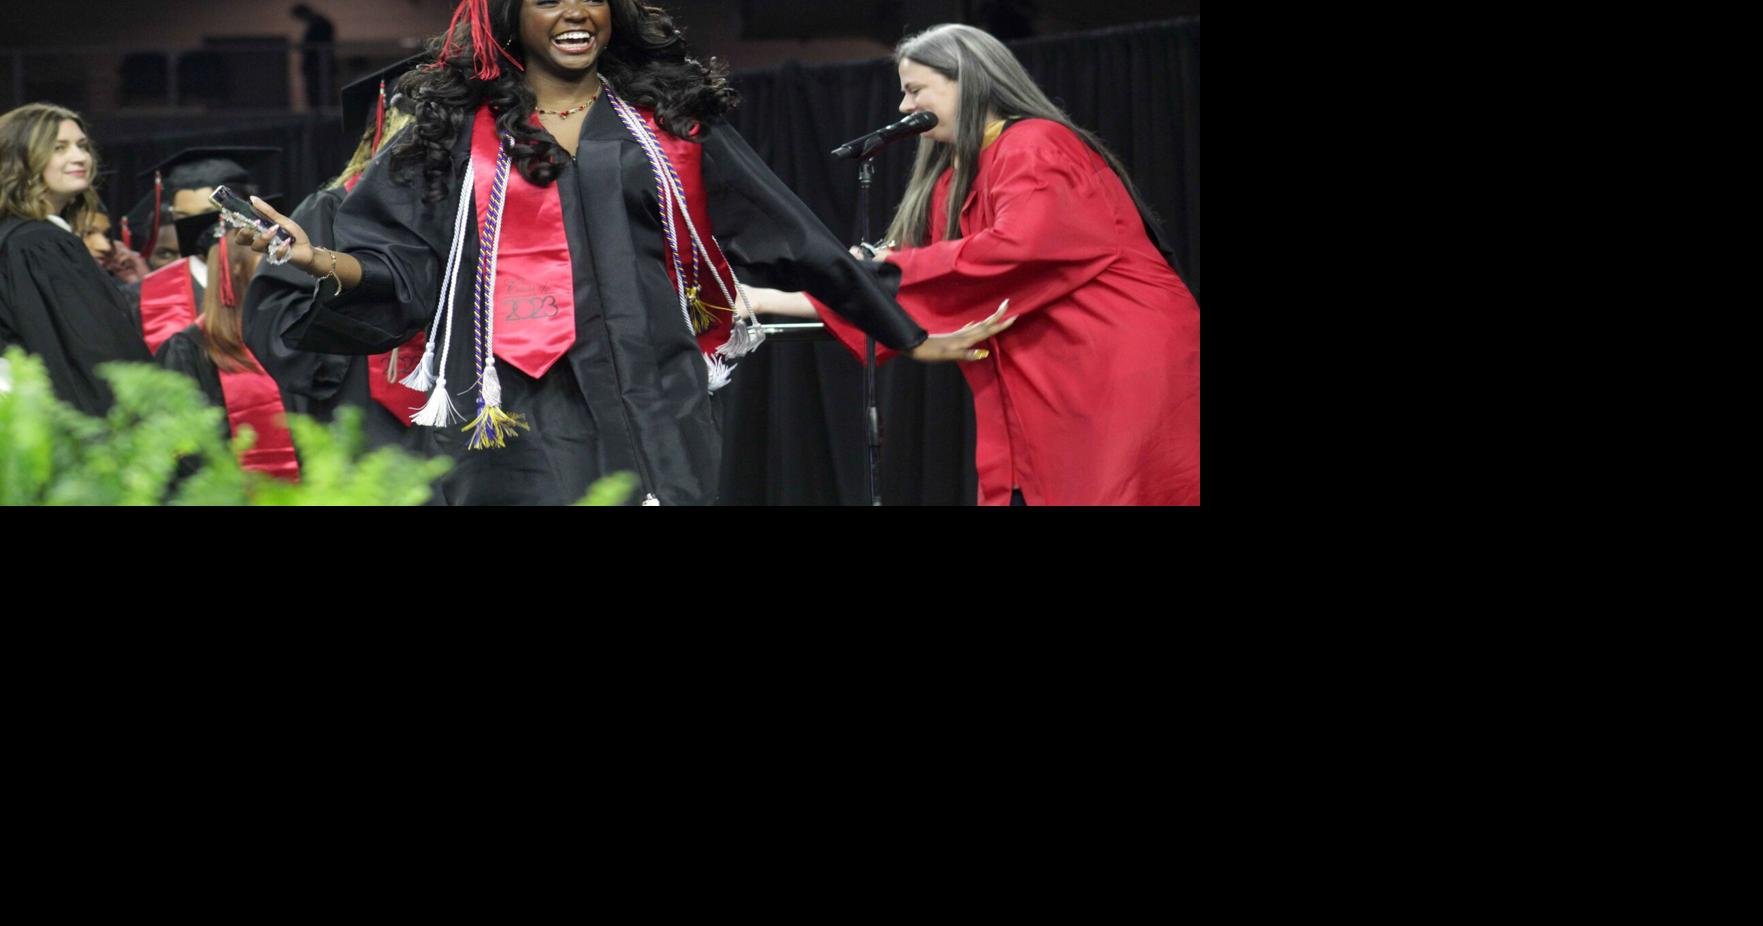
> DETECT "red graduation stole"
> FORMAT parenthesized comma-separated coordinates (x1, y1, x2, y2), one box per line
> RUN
(365, 332, 429, 424)
(636, 110, 741, 358)
(470, 105, 577, 380)
(139, 258, 199, 354)
(462, 104, 740, 377)
(199, 317, 300, 482)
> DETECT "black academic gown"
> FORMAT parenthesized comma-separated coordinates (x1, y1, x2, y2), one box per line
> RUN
(298, 106, 926, 505)
(0, 217, 153, 416)
(154, 325, 226, 416)
(242, 185, 413, 451)
(152, 324, 228, 484)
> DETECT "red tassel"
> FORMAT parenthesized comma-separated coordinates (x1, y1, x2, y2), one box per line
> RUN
(371, 79, 388, 152)
(217, 233, 238, 309)
(432, 0, 523, 82)
(120, 216, 132, 250)
(145, 172, 163, 261)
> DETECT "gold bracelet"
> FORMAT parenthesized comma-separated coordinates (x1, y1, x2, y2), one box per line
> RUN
(312, 246, 344, 297)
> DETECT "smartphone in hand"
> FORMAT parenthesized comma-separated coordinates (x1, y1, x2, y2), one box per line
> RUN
(209, 185, 293, 249)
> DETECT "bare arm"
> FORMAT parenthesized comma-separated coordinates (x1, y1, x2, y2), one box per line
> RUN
(234, 195, 364, 293)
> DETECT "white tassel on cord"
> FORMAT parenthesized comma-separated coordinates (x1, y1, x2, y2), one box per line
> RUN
(478, 156, 507, 410)
(400, 335, 439, 392)
(607, 81, 764, 393)
(409, 161, 474, 426)
(663, 164, 763, 364)
(403, 162, 476, 393)
(611, 91, 744, 389)
(674, 183, 763, 364)
(480, 354, 504, 408)
(718, 282, 764, 360)
(704, 353, 733, 393)
(403, 161, 476, 389)
(410, 374, 459, 426)
(719, 321, 763, 359)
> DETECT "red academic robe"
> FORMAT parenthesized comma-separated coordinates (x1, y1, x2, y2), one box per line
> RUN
(814, 119, 1200, 505)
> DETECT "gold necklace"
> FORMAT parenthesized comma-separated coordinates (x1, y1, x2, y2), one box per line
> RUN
(535, 89, 601, 120)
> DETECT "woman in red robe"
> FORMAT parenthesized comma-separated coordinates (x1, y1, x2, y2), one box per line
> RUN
(750, 24, 1200, 506)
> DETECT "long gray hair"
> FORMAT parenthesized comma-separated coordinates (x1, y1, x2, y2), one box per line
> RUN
(884, 23, 1152, 248)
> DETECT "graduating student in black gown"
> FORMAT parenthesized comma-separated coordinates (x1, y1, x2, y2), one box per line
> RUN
(236, 0, 1004, 505)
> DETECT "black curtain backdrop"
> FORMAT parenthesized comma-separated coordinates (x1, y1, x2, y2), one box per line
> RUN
(90, 16, 1198, 505)
(94, 113, 352, 225)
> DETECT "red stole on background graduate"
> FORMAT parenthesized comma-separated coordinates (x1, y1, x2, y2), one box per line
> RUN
(201, 313, 299, 482)
(139, 258, 199, 353)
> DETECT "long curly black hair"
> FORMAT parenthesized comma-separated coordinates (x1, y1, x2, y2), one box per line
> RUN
(390, 0, 739, 203)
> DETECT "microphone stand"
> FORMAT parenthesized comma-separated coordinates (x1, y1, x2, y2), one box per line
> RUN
(854, 138, 883, 507)
(831, 117, 932, 506)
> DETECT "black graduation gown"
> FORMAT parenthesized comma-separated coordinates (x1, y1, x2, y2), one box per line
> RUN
(154, 325, 226, 431)
(299, 105, 926, 505)
(0, 217, 153, 416)
(241, 185, 414, 451)
(154, 324, 230, 484)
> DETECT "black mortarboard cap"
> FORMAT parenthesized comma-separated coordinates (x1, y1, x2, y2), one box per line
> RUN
(136, 146, 282, 195)
(340, 54, 427, 145)
(121, 190, 176, 252)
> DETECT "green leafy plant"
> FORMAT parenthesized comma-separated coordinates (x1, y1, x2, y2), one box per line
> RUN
(2, 348, 638, 506)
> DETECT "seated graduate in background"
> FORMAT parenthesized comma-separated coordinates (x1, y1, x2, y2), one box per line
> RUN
(78, 173, 151, 288)
(154, 208, 301, 482)
(127, 147, 282, 346)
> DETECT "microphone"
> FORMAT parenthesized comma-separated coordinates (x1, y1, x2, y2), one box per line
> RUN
(830, 112, 939, 159)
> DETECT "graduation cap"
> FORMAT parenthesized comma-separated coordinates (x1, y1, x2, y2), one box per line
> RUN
(172, 193, 289, 258)
(131, 146, 281, 262)
(120, 190, 174, 253)
(137, 146, 281, 196)
(341, 54, 427, 150)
